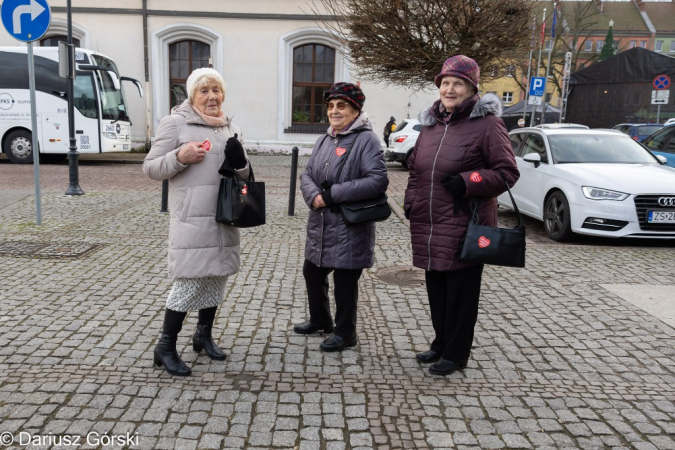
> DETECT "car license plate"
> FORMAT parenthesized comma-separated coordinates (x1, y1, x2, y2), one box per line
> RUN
(647, 211, 675, 223)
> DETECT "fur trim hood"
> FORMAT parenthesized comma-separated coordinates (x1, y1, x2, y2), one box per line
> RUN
(419, 93, 502, 127)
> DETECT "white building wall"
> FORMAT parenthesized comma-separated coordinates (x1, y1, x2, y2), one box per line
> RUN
(0, 0, 438, 149)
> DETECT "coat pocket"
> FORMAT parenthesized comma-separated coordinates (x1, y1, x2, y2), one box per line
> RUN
(179, 188, 194, 222)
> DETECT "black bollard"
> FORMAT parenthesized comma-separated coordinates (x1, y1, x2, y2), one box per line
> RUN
(288, 147, 299, 216)
(160, 179, 169, 213)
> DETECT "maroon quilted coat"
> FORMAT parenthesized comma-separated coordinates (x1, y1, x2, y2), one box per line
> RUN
(404, 93, 519, 272)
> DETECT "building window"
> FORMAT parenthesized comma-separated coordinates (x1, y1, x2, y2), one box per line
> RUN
(502, 92, 513, 103)
(597, 40, 604, 52)
(655, 40, 664, 52)
(614, 40, 620, 50)
(639, 41, 646, 48)
(168, 40, 211, 111)
(671, 41, 675, 53)
(584, 40, 593, 52)
(545, 40, 553, 51)
(40, 35, 80, 47)
(292, 44, 335, 126)
(506, 65, 515, 77)
(629, 40, 636, 49)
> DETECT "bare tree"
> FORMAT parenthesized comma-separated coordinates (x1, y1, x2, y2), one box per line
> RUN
(312, 0, 534, 90)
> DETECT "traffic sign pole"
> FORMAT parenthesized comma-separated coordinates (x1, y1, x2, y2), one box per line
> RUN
(27, 41, 42, 225)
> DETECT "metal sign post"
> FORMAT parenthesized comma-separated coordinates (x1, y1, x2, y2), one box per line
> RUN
(652, 75, 671, 125)
(1, 0, 52, 226)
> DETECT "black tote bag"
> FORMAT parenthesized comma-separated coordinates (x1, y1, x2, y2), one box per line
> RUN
(215, 166, 266, 228)
(458, 177, 525, 268)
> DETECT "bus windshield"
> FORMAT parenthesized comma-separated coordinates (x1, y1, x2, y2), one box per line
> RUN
(90, 55, 129, 122)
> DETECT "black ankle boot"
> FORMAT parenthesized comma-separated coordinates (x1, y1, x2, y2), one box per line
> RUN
(193, 307, 227, 361)
(153, 309, 191, 376)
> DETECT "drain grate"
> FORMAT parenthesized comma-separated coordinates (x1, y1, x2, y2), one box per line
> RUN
(376, 265, 426, 286)
(0, 241, 103, 259)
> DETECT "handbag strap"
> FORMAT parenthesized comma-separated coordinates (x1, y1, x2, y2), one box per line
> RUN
(469, 174, 523, 228)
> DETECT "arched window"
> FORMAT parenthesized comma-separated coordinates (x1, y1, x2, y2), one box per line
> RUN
(169, 40, 210, 110)
(292, 44, 335, 127)
(40, 35, 80, 47)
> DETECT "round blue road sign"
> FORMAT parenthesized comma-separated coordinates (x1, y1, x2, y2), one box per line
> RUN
(653, 75, 671, 90)
(1, 0, 51, 43)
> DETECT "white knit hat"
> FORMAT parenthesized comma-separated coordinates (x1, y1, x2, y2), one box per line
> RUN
(185, 67, 226, 100)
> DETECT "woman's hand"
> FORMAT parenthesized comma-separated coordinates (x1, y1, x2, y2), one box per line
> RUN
(176, 142, 206, 164)
(312, 194, 326, 210)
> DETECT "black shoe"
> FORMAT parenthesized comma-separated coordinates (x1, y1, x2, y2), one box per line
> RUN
(319, 334, 357, 352)
(429, 358, 468, 376)
(293, 321, 334, 335)
(153, 333, 192, 376)
(416, 350, 442, 363)
(193, 324, 227, 361)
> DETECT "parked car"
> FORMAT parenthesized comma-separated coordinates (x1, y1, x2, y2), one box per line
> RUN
(664, 118, 675, 126)
(642, 125, 675, 167)
(498, 127, 675, 241)
(384, 119, 421, 167)
(613, 123, 664, 142)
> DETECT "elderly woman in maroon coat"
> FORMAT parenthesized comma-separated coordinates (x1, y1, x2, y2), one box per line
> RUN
(404, 55, 519, 376)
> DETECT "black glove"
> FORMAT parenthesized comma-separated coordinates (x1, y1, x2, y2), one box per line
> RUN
(224, 133, 247, 170)
(322, 188, 335, 207)
(440, 173, 466, 197)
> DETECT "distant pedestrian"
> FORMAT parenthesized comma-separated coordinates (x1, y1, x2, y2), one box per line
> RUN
(383, 116, 396, 147)
(143, 68, 249, 376)
(404, 55, 519, 375)
(294, 82, 389, 352)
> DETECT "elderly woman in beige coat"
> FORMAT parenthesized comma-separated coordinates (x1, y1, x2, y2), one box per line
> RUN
(143, 68, 249, 376)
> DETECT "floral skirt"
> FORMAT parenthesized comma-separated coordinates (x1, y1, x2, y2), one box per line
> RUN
(165, 276, 229, 312)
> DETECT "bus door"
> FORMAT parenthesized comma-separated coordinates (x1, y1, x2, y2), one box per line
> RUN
(73, 72, 100, 153)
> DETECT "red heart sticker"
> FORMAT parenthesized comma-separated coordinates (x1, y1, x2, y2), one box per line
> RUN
(470, 172, 482, 183)
(478, 236, 491, 248)
(202, 139, 212, 151)
(241, 185, 248, 196)
(336, 147, 346, 157)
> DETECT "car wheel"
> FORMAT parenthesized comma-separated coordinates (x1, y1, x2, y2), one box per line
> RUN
(401, 151, 412, 169)
(3, 130, 34, 164)
(544, 191, 575, 242)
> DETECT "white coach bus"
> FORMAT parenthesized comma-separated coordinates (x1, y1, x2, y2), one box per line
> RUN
(0, 46, 142, 164)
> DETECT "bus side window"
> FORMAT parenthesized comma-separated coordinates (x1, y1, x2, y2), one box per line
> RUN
(73, 74, 98, 119)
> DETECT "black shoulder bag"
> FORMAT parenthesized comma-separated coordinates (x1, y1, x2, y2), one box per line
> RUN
(215, 165, 266, 228)
(458, 176, 525, 267)
(331, 132, 391, 226)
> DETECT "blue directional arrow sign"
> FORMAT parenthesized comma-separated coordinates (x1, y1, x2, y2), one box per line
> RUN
(529, 76, 546, 97)
(1, 0, 51, 43)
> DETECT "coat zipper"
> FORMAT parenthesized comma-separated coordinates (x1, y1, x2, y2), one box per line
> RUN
(317, 137, 338, 266)
(427, 123, 449, 271)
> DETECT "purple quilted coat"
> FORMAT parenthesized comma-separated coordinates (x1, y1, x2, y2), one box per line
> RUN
(404, 93, 519, 272)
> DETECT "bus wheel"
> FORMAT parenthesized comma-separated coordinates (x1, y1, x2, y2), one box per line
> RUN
(4, 130, 34, 164)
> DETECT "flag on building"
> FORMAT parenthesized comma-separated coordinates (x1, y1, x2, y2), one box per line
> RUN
(551, 10, 557, 38)
(540, 15, 546, 45)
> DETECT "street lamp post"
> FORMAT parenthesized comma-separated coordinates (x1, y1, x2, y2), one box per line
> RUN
(65, 0, 83, 195)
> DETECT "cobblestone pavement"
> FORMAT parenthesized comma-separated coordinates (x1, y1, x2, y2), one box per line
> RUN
(1, 156, 674, 450)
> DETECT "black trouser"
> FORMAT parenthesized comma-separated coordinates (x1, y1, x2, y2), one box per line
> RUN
(303, 259, 363, 339)
(425, 265, 484, 361)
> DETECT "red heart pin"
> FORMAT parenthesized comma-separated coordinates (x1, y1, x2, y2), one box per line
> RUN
(202, 139, 212, 151)
(470, 172, 482, 183)
(241, 185, 248, 196)
(336, 147, 346, 157)
(478, 236, 491, 248)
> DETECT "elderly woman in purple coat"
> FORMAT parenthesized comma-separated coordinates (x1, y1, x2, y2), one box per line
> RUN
(294, 82, 389, 352)
(405, 55, 519, 376)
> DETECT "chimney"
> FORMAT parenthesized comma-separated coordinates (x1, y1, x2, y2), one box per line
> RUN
(634, 0, 645, 11)
(594, 0, 604, 13)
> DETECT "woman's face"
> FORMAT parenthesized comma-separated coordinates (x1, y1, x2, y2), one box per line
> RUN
(439, 76, 473, 112)
(193, 80, 224, 117)
(327, 99, 360, 132)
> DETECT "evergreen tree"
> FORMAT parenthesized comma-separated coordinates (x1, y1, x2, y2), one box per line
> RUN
(598, 20, 617, 61)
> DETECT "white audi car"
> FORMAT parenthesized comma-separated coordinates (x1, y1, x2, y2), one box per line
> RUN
(498, 128, 675, 241)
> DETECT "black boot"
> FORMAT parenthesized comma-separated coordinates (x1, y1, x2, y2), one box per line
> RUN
(153, 309, 191, 376)
(193, 307, 227, 361)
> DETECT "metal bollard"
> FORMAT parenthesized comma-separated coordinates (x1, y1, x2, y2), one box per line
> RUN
(288, 146, 299, 216)
(160, 179, 169, 213)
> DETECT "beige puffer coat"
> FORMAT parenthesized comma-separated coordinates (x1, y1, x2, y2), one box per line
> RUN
(143, 100, 249, 279)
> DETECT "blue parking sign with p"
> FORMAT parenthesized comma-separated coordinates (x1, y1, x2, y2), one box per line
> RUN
(529, 77, 546, 97)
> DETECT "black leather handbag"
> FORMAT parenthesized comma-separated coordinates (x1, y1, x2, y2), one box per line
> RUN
(332, 133, 391, 226)
(215, 166, 266, 228)
(458, 177, 525, 267)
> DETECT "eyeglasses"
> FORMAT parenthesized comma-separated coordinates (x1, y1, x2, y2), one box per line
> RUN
(326, 101, 350, 112)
